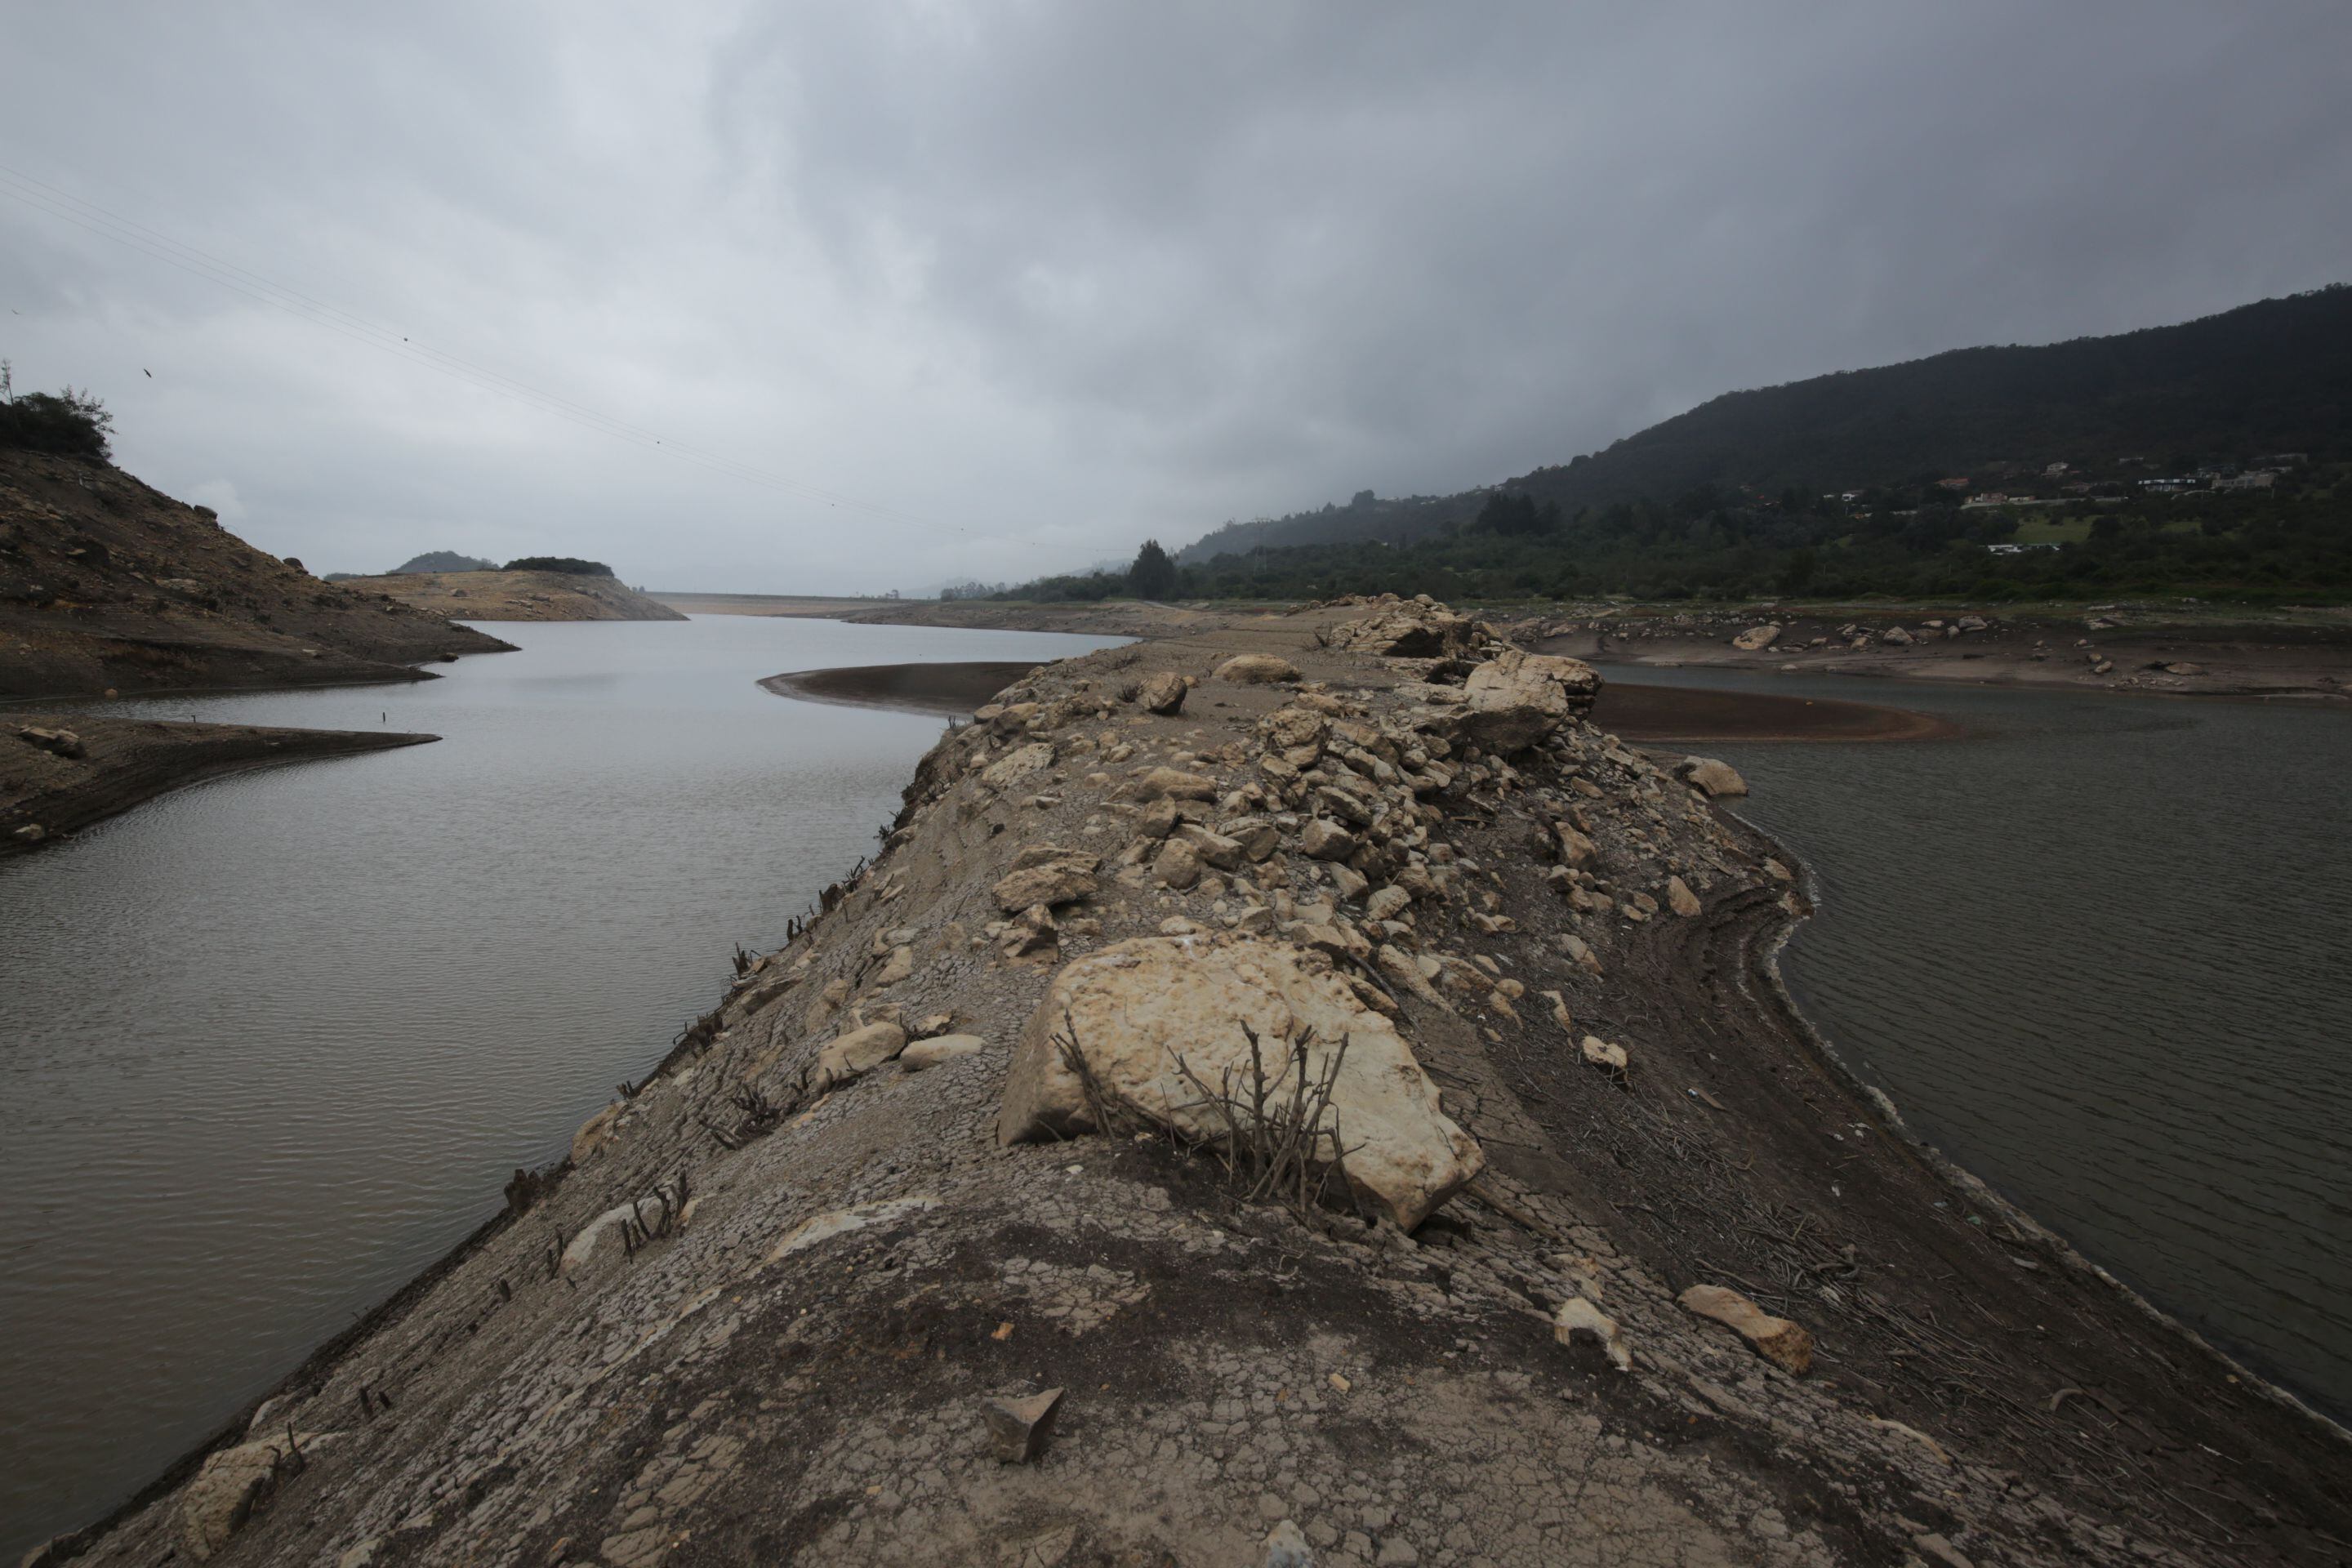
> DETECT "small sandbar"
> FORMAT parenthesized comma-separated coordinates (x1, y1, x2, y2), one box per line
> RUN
(760, 661, 1045, 717)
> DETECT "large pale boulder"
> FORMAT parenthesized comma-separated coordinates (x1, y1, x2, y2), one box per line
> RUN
(1327, 600, 1483, 657)
(1676, 757, 1748, 798)
(181, 1432, 340, 1561)
(980, 742, 1056, 790)
(1732, 624, 1781, 651)
(1215, 653, 1303, 684)
(997, 938, 1483, 1228)
(815, 1021, 907, 1085)
(1445, 648, 1601, 752)
(992, 849, 1100, 912)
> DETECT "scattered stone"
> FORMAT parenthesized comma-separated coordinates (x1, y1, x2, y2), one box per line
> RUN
(1882, 626, 1914, 645)
(981, 742, 1057, 790)
(998, 938, 1484, 1227)
(1152, 837, 1204, 890)
(1136, 670, 1188, 713)
(1298, 819, 1358, 861)
(571, 1102, 621, 1165)
(767, 1196, 938, 1263)
(872, 944, 915, 987)
(1216, 654, 1302, 684)
(1579, 1036, 1628, 1071)
(13, 823, 46, 844)
(1665, 876, 1701, 917)
(1678, 1284, 1814, 1374)
(1364, 885, 1410, 922)
(1553, 1297, 1631, 1371)
(1263, 1518, 1313, 1568)
(180, 1431, 338, 1561)
(981, 1388, 1065, 1463)
(2163, 662, 2205, 676)
(1676, 757, 1748, 798)
(993, 850, 1101, 913)
(815, 1020, 908, 1086)
(899, 1033, 987, 1071)
(15, 725, 85, 760)
(1132, 766, 1219, 800)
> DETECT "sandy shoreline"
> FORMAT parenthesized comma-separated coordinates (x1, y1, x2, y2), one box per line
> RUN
(41, 599, 2350, 1567)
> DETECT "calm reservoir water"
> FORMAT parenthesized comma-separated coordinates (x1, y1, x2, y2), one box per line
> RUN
(1608, 663, 2352, 1428)
(0, 616, 1122, 1559)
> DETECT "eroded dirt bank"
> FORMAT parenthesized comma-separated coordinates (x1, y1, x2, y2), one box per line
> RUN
(2, 714, 436, 855)
(43, 596, 2349, 1568)
(342, 572, 686, 623)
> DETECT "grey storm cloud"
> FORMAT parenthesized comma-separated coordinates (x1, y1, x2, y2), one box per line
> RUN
(2, 2, 2347, 591)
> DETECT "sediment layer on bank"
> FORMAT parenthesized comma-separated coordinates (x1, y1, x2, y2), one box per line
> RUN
(1, 715, 438, 854)
(46, 595, 2350, 1568)
(336, 571, 685, 622)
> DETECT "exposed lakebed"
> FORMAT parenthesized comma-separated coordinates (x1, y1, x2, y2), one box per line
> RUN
(0, 616, 1123, 1559)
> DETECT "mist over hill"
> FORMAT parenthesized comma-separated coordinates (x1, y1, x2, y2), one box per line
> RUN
(1175, 286, 2352, 569)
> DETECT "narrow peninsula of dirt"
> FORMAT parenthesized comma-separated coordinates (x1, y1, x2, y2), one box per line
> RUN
(763, 659, 1957, 744)
(339, 570, 685, 622)
(45, 595, 2348, 1568)
(2, 714, 436, 854)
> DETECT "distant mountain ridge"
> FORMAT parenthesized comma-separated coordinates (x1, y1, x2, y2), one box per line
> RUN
(1178, 284, 2352, 563)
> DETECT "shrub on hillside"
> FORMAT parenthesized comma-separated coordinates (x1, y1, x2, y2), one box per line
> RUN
(0, 383, 114, 460)
(502, 556, 613, 577)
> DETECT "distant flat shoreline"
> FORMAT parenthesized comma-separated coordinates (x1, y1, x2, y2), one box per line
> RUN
(759, 658, 1953, 741)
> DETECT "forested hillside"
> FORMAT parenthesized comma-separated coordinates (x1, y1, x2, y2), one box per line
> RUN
(1173, 285, 2352, 573)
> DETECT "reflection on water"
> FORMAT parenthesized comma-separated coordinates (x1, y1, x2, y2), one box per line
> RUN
(1612, 665, 2352, 1424)
(0, 617, 1120, 1559)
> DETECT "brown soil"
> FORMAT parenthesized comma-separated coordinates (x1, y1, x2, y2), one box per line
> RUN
(340, 571, 685, 622)
(0, 450, 513, 701)
(47, 606, 2350, 1568)
(760, 662, 1046, 717)
(2, 712, 435, 855)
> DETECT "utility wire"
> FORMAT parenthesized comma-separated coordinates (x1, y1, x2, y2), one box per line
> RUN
(0, 163, 1125, 563)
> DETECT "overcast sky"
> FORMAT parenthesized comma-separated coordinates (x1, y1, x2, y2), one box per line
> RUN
(3, 3, 2346, 592)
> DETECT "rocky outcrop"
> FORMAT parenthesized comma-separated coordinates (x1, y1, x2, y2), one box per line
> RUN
(1438, 648, 1601, 752)
(1325, 595, 1486, 658)
(996, 937, 1484, 1228)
